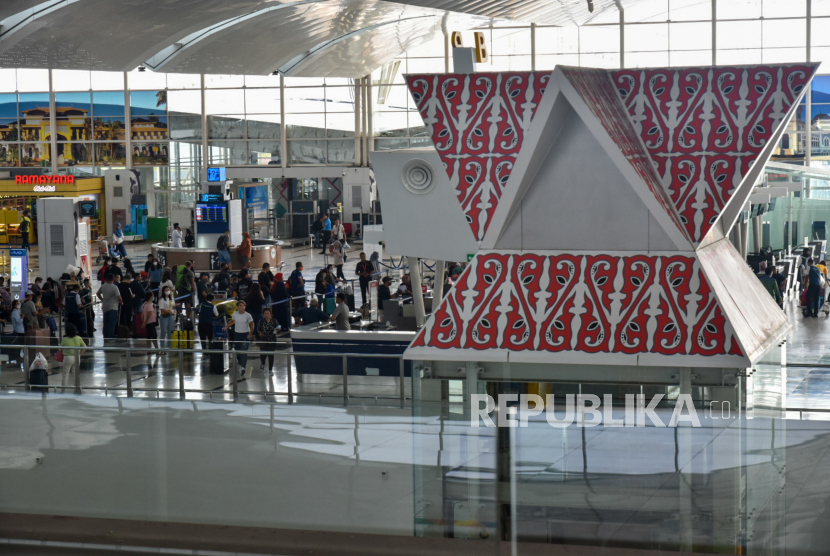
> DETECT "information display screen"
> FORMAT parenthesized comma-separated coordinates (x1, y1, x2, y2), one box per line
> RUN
(196, 203, 228, 223)
(207, 167, 226, 182)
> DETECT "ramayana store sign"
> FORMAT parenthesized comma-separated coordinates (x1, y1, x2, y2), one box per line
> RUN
(14, 175, 75, 192)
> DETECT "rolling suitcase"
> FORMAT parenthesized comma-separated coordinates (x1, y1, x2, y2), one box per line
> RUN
(207, 340, 225, 374)
(29, 368, 48, 387)
(133, 313, 147, 338)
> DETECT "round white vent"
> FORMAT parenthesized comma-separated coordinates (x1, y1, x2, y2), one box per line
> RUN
(401, 158, 436, 195)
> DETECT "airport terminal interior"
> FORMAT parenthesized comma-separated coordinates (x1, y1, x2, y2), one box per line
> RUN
(6, 1, 830, 555)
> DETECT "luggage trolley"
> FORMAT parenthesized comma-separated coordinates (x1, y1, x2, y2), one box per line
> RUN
(95, 236, 110, 264)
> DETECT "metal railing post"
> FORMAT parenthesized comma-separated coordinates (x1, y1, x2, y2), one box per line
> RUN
(286, 347, 293, 404)
(23, 346, 30, 391)
(74, 346, 81, 395)
(178, 346, 185, 400)
(342, 354, 348, 406)
(125, 347, 133, 397)
(231, 344, 239, 401)
(399, 356, 405, 408)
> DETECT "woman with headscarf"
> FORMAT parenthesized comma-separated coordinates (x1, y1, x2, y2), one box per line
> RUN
(271, 272, 290, 330)
(238, 232, 253, 269)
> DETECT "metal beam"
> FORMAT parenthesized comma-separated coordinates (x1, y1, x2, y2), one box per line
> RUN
(276, 15, 438, 76)
(0, 0, 79, 54)
(143, 1, 322, 72)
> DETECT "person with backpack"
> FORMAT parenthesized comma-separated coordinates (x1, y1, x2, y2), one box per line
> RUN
(211, 263, 231, 293)
(216, 230, 234, 267)
(177, 261, 196, 309)
(197, 293, 219, 348)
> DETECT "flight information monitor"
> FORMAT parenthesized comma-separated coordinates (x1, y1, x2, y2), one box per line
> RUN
(195, 201, 229, 233)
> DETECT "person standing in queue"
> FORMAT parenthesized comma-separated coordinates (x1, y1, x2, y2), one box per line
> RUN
(224, 300, 254, 375)
(97, 274, 122, 340)
(329, 293, 351, 331)
(355, 252, 374, 308)
(807, 259, 823, 318)
(289, 262, 306, 312)
(114, 223, 128, 259)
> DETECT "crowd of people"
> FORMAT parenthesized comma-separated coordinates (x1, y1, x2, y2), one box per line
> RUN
(757, 249, 829, 318)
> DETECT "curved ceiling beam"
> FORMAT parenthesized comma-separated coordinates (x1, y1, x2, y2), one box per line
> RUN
(0, 0, 79, 55)
(143, 0, 325, 72)
(276, 14, 437, 76)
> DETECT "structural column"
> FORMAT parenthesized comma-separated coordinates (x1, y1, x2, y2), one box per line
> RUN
(432, 260, 445, 302)
(407, 256, 426, 328)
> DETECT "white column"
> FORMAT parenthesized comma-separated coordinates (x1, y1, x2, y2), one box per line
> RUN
(200, 74, 208, 172)
(407, 256, 426, 327)
(48, 69, 57, 173)
(366, 74, 373, 161)
(124, 72, 132, 170)
(432, 260, 445, 305)
(280, 74, 287, 169)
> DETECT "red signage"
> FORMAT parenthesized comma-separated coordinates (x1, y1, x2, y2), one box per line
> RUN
(14, 175, 75, 185)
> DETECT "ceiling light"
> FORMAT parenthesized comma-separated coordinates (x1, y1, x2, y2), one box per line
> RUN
(138, 65, 146, 73)
(587, 0, 594, 12)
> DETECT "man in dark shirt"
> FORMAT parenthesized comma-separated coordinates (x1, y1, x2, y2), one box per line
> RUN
(117, 274, 135, 326)
(144, 254, 156, 273)
(107, 259, 123, 279)
(292, 298, 328, 325)
(355, 252, 374, 308)
(129, 273, 146, 313)
(236, 269, 253, 301)
(378, 276, 392, 304)
(289, 262, 306, 312)
(211, 263, 231, 292)
(258, 263, 274, 293)
(197, 272, 214, 302)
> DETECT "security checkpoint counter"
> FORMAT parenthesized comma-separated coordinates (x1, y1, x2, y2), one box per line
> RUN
(151, 239, 282, 270)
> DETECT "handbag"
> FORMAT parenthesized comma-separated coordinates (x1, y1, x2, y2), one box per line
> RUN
(54, 350, 64, 362)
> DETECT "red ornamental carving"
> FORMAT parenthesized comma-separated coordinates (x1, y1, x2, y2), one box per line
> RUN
(412, 252, 743, 358)
(612, 65, 814, 242)
(407, 72, 549, 240)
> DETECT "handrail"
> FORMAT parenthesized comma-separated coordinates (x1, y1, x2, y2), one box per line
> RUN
(0, 341, 410, 407)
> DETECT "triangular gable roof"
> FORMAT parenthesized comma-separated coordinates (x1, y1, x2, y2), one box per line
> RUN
(406, 71, 550, 241)
(612, 63, 817, 244)
(481, 66, 692, 252)
(406, 248, 750, 367)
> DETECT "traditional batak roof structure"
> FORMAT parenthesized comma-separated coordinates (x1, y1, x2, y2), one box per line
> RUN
(404, 63, 817, 367)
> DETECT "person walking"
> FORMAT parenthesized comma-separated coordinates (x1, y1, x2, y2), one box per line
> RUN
(19, 209, 32, 252)
(158, 286, 176, 349)
(247, 283, 265, 329)
(759, 266, 783, 308)
(257, 308, 279, 375)
(59, 323, 86, 389)
(224, 300, 254, 375)
(141, 292, 159, 354)
(113, 222, 128, 259)
(216, 230, 234, 267)
(355, 252, 373, 307)
(97, 274, 122, 340)
(332, 240, 346, 281)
